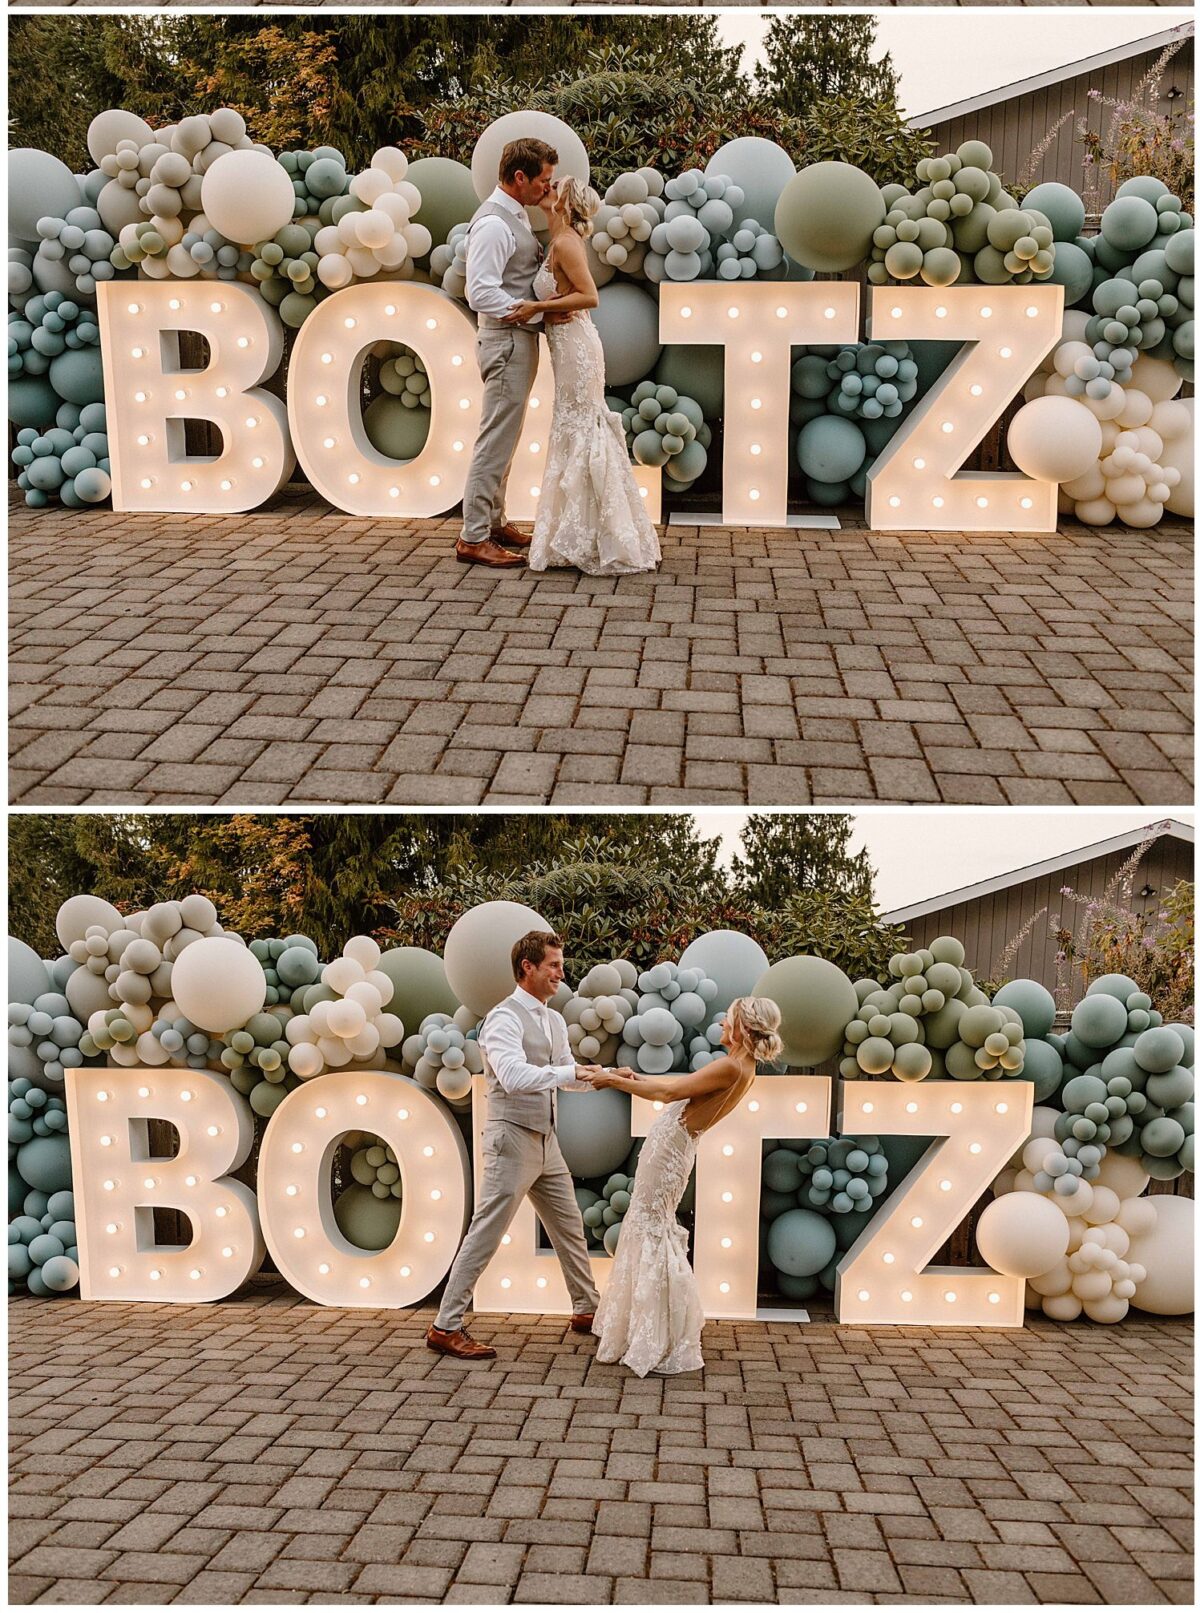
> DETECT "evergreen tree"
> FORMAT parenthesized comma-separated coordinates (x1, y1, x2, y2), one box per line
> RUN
(759, 16, 899, 121)
(729, 814, 875, 907)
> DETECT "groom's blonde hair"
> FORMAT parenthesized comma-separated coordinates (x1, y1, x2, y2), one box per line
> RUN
(512, 930, 565, 981)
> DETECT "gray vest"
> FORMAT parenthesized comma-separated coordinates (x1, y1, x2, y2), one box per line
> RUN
(468, 196, 542, 329)
(481, 994, 564, 1134)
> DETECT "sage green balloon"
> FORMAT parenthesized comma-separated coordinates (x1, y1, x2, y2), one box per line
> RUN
(1023, 182, 1085, 243)
(376, 947, 458, 1033)
(656, 345, 723, 417)
(993, 979, 1056, 1039)
(753, 955, 857, 1068)
(364, 394, 431, 462)
(775, 162, 885, 273)
(405, 158, 480, 252)
(333, 1182, 402, 1250)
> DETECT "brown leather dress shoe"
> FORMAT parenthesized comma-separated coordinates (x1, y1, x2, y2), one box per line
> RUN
(456, 537, 525, 568)
(491, 522, 531, 549)
(569, 1313, 595, 1334)
(426, 1325, 497, 1359)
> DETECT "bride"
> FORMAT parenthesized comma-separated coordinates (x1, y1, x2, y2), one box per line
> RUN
(583, 996, 783, 1377)
(502, 177, 661, 576)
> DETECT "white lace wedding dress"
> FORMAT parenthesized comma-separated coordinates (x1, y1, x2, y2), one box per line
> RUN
(593, 1100, 704, 1376)
(529, 261, 661, 576)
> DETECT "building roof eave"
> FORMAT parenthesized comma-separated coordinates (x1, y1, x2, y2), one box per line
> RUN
(880, 819, 1194, 925)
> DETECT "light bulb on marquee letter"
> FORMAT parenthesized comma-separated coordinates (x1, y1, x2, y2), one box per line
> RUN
(96, 281, 293, 514)
(865, 285, 1063, 533)
(658, 282, 858, 525)
(65, 1065, 263, 1302)
(258, 1071, 469, 1307)
(472, 1080, 615, 1315)
(835, 1080, 1032, 1326)
(505, 344, 662, 524)
(629, 1077, 831, 1319)
(288, 283, 483, 518)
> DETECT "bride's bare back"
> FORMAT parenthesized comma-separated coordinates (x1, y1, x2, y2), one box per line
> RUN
(679, 1057, 755, 1138)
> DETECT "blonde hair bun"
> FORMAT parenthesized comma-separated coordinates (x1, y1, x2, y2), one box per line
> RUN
(728, 996, 784, 1066)
(557, 175, 601, 238)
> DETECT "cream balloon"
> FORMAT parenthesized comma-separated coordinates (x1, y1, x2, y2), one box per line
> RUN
(1125, 1194, 1194, 1315)
(168, 936, 265, 1033)
(55, 894, 124, 950)
(1092, 1148, 1149, 1201)
(975, 1191, 1070, 1278)
(87, 109, 155, 166)
(200, 150, 296, 245)
(1007, 396, 1103, 484)
(470, 111, 589, 231)
(443, 900, 554, 1018)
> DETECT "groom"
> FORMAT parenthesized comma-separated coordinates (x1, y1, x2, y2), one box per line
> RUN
(455, 137, 560, 570)
(427, 930, 602, 1359)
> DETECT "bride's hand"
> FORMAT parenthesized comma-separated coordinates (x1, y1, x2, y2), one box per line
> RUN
(587, 1069, 616, 1089)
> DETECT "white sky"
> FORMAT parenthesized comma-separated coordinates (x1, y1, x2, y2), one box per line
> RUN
(718, 10, 1192, 122)
(692, 811, 1195, 914)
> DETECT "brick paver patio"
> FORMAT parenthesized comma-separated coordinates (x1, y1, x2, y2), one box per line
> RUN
(9, 1280, 1193, 1605)
(10, 489, 1192, 808)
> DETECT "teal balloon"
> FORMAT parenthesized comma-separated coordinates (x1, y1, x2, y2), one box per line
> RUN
(767, 1207, 837, 1278)
(593, 284, 661, 387)
(333, 1182, 402, 1250)
(10, 936, 53, 1003)
(8, 1244, 33, 1281)
(763, 1149, 803, 1194)
(1101, 195, 1159, 253)
(704, 138, 796, 233)
(558, 1088, 631, 1178)
(1023, 183, 1085, 243)
(993, 979, 1056, 1039)
(376, 947, 458, 1032)
(405, 158, 480, 252)
(7, 376, 60, 430)
(1164, 1024, 1195, 1068)
(364, 394, 431, 462)
(656, 345, 723, 417)
(48, 349, 105, 406)
(1046, 240, 1094, 306)
(796, 415, 867, 485)
(777, 1272, 819, 1301)
(1019, 1038, 1064, 1103)
(1071, 993, 1127, 1048)
(9, 150, 81, 243)
(1087, 974, 1140, 1004)
(15, 1135, 72, 1194)
(1135, 1026, 1186, 1074)
(775, 163, 884, 273)
(39, 1254, 80, 1292)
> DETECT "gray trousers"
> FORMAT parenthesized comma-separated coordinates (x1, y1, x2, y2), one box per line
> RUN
(460, 326, 540, 544)
(436, 1118, 600, 1331)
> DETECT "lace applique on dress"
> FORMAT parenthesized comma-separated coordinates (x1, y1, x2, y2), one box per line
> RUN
(528, 262, 661, 577)
(593, 1100, 704, 1376)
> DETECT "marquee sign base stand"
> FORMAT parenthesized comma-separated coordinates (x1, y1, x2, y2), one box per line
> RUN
(674, 510, 842, 530)
(757, 1306, 812, 1323)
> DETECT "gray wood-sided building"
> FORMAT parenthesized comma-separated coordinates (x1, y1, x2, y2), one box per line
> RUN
(882, 818, 1194, 1000)
(909, 23, 1194, 204)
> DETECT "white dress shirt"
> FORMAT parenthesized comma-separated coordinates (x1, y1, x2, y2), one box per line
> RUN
(465, 188, 542, 324)
(479, 986, 578, 1093)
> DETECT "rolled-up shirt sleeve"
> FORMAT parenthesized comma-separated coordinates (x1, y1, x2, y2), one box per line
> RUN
(480, 1002, 578, 1093)
(466, 215, 520, 321)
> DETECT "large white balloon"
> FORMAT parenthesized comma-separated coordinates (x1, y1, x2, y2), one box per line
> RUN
(200, 150, 296, 246)
(976, 1191, 1070, 1278)
(55, 894, 124, 950)
(1092, 1148, 1150, 1202)
(1126, 1194, 1194, 1315)
(1007, 396, 1103, 484)
(87, 109, 155, 166)
(1158, 396, 1194, 518)
(470, 111, 589, 230)
(443, 900, 555, 1018)
(169, 936, 266, 1033)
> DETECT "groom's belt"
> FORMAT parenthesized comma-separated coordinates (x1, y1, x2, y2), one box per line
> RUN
(477, 314, 540, 332)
